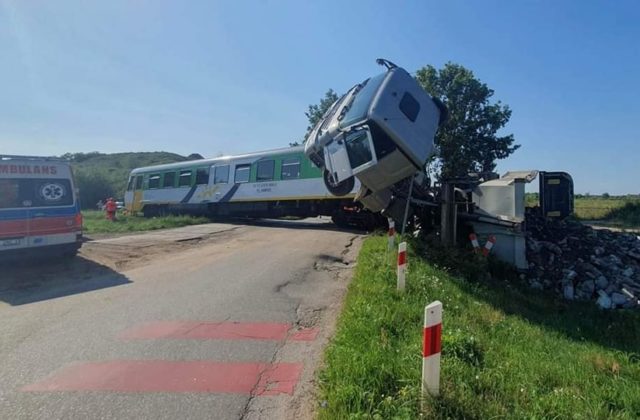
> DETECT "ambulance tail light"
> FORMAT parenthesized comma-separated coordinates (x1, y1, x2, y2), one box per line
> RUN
(75, 212, 83, 230)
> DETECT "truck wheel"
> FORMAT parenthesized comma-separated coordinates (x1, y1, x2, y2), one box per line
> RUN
(323, 170, 355, 197)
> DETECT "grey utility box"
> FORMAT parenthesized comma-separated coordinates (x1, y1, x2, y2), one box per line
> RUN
(470, 171, 538, 270)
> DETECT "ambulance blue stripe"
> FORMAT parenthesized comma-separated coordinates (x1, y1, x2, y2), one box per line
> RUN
(0, 205, 78, 221)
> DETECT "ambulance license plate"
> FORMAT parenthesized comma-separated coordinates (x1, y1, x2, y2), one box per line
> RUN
(2, 239, 21, 247)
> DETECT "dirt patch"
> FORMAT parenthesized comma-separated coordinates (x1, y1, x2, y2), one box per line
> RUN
(80, 226, 243, 272)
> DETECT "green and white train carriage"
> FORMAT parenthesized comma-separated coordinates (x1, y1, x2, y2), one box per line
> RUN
(124, 146, 379, 226)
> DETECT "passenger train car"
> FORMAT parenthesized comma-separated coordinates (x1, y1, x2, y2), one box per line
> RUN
(124, 146, 380, 227)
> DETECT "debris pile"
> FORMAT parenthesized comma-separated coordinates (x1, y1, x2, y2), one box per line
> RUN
(525, 210, 640, 309)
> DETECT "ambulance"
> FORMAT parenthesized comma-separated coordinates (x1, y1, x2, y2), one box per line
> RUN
(0, 155, 83, 259)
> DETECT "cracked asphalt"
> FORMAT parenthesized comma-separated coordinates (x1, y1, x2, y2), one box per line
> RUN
(0, 218, 363, 419)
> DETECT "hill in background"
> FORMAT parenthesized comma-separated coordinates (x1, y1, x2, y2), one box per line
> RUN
(63, 151, 203, 209)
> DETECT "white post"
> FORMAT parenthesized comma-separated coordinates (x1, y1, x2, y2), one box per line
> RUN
(397, 242, 407, 291)
(482, 235, 497, 256)
(422, 300, 442, 398)
(387, 219, 396, 251)
(469, 233, 480, 253)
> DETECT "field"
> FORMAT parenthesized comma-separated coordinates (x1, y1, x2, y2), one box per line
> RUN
(318, 236, 640, 419)
(82, 210, 210, 234)
(527, 194, 640, 226)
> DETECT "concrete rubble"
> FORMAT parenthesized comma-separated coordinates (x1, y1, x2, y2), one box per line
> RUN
(525, 210, 640, 309)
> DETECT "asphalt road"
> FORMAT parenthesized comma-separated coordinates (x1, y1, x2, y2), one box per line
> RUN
(0, 219, 363, 419)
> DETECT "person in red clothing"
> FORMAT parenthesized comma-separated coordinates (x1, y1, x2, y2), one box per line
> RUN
(105, 197, 117, 221)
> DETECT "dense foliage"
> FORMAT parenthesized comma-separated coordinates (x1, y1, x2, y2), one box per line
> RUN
(416, 62, 520, 179)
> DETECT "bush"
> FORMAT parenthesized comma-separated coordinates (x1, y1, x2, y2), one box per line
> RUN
(604, 202, 640, 226)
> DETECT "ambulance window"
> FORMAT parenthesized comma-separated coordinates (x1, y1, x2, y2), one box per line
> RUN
(148, 174, 161, 189)
(135, 176, 143, 190)
(163, 172, 176, 188)
(31, 179, 74, 207)
(234, 165, 251, 183)
(256, 160, 274, 182)
(195, 168, 209, 185)
(281, 158, 300, 180)
(214, 165, 229, 184)
(178, 170, 192, 187)
(0, 180, 20, 209)
(345, 131, 373, 169)
(399, 92, 420, 122)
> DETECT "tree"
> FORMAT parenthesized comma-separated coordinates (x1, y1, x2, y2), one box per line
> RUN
(416, 63, 519, 179)
(296, 89, 339, 145)
(74, 171, 116, 210)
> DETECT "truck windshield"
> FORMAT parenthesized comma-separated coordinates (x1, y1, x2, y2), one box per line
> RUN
(339, 72, 387, 129)
(0, 179, 74, 209)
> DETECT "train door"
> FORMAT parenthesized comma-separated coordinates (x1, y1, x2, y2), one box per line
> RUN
(131, 175, 144, 213)
(211, 164, 230, 202)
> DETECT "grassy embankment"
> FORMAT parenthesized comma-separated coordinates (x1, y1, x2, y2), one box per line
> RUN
(318, 235, 640, 419)
(82, 210, 210, 234)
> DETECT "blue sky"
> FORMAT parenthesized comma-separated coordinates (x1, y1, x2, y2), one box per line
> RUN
(0, 0, 638, 194)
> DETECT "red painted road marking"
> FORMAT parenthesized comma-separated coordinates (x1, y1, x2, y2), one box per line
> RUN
(289, 327, 319, 341)
(22, 361, 303, 395)
(119, 321, 318, 342)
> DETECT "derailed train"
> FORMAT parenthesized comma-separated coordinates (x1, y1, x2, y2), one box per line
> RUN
(124, 145, 383, 228)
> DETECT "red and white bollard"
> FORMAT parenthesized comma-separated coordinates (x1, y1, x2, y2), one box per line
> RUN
(482, 235, 497, 256)
(387, 218, 396, 251)
(422, 300, 442, 398)
(469, 233, 480, 253)
(397, 241, 407, 291)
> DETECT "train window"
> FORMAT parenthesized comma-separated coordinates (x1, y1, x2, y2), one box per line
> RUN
(256, 160, 275, 182)
(195, 168, 209, 185)
(345, 131, 374, 169)
(234, 164, 251, 183)
(126, 177, 134, 191)
(135, 176, 143, 190)
(163, 172, 176, 188)
(214, 165, 229, 184)
(178, 170, 192, 187)
(399, 92, 420, 122)
(281, 158, 300, 180)
(148, 174, 161, 189)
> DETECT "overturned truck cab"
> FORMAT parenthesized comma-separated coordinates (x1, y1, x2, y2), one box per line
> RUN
(304, 59, 446, 213)
(305, 60, 576, 272)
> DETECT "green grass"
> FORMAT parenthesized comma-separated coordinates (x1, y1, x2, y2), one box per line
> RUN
(574, 198, 640, 221)
(82, 210, 210, 234)
(526, 195, 640, 225)
(318, 235, 640, 419)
